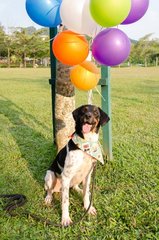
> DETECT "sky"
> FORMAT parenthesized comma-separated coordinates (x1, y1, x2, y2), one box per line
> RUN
(0, 0, 159, 40)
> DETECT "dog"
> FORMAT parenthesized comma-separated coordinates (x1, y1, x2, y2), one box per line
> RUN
(44, 104, 110, 226)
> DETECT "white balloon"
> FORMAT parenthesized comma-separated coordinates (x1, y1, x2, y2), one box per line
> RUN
(60, 0, 102, 37)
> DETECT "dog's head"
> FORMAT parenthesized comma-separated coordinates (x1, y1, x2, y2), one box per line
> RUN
(72, 105, 110, 138)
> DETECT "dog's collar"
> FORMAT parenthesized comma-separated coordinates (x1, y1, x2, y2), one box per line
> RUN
(71, 133, 104, 164)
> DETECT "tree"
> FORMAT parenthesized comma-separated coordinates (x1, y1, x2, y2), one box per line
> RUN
(0, 26, 7, 57)
(0, 26, 15, 67)
(27, 29, 49, 67)
(129, 34, 158, 66)
(12, 28, 49, 67)
(12, 28, 33, 67)
(4, 35, 14, 68)
(139, 34, 155, 66)
(55, 61, 75, 151)
(54, 26, 75, 152)
(148, 39, 159, 66)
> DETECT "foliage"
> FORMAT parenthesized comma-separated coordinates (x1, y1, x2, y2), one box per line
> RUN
(0, 26, 49, 67)
(0, 26, 7, 57)
(11, 29, 49, 67)
(0, 67, 159, 239)
(129, 34, 159, 66)
(1, 24, 159, 67)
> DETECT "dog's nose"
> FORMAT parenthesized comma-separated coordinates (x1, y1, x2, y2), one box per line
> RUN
(85, 112, 92, 119)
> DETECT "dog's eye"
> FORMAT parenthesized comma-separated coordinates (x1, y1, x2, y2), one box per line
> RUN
(83, 107, 88, 113)
(93, 109, 98, 114)
(93, 110, 100, 117)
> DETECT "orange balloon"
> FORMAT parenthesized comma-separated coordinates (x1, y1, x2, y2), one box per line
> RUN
(70, 61, 100, 91)
(52, 30, 89, 66)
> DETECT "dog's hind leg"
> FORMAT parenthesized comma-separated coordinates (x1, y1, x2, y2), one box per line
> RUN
(44, 170, 59, 205)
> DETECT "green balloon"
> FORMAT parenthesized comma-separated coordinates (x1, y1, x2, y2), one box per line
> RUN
(90, 0, 131, 27)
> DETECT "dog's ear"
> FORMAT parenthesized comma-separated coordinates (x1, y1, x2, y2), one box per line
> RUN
(72, 106, 81, 122)
(98, 107, 110, 126)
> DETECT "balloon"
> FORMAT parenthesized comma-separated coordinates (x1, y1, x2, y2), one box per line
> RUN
(122, 0, 149, 24)
(60, 0, 102, 37)
(26, 0, 62, 27)
(70, 61, 100, 91)
(52, 30, 89, 66)
(92, 28, 131, 66)
(89, 0, 131, 27)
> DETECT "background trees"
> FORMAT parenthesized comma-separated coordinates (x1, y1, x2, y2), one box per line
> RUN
(129, 34, 159, 66)
(0, 24, 159, 67)
(0, 25, 49, 67)
(0, 26, 8, 58)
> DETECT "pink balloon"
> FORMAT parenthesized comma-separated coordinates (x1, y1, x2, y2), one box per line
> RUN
(92, 28, 131, 67)
(122, 0, 149, 24)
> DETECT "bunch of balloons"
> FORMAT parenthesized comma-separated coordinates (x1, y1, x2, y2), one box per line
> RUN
(26, 0, 149, 90)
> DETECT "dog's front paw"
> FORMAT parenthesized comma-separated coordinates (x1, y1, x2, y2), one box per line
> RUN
(61, 216, 73, 227)
(88, 206, 97, 215)
(45, 195, 53, 205)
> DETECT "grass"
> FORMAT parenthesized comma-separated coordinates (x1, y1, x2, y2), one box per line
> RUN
(0, 67, 159, 239)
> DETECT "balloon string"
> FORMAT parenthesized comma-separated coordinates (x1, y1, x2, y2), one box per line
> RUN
(49, 37, 56, 42)
(87, 86, 106, 104)
(88, 90, 93, 104)
(95, 87, 106, 101)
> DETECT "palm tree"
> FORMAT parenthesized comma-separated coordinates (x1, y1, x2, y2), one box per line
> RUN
(134, 34, 156, 66)
(12, 29, 32, 67)
(0, 26, 7, 58)
(150, 38, 159, 66)
(53, 25, 75, 152)
(0, 26, 13, 68)
(29, 29, 50, 68)
(55, 61, 75, 151)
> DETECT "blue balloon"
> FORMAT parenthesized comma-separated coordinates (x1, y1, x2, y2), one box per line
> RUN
(26, 0, 62, 27)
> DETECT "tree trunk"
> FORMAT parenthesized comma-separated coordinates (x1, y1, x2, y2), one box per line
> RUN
(7, 48, 10, 68)
(156, 56, 158, 66)
(32, 57, 36, 68)
(22, 52, 27, 68)
(144, 57, 147, 67)
(55, 61, 75, 152)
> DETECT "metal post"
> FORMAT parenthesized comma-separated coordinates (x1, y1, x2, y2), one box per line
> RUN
(49, 27, 57, 144)
(99, 66, 113, 160)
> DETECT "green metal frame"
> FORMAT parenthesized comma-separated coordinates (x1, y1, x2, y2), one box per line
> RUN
(49, 28, 57, 144)
(99, 66, 113, 160)
(49, 28, 113, 159)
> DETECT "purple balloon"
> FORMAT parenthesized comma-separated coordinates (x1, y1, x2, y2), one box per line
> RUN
(92, 28, 131, 67)
(122, 0, 149, 24)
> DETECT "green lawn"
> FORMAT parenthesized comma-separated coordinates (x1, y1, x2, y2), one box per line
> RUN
(0, 67, 159, 239)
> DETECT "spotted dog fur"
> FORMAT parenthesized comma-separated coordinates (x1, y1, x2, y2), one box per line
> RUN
(44, 104, 110, 226)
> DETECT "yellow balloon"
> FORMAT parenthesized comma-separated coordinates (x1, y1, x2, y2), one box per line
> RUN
(70, 61, 100, 91)
(90, 0, 131, 27)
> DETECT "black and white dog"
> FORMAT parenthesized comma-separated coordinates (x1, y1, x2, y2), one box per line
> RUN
(44, 104, 110, 226)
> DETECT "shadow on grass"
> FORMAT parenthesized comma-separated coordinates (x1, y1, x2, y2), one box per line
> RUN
(0, 97, 95, 221)
(0, 96, 57, 186)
